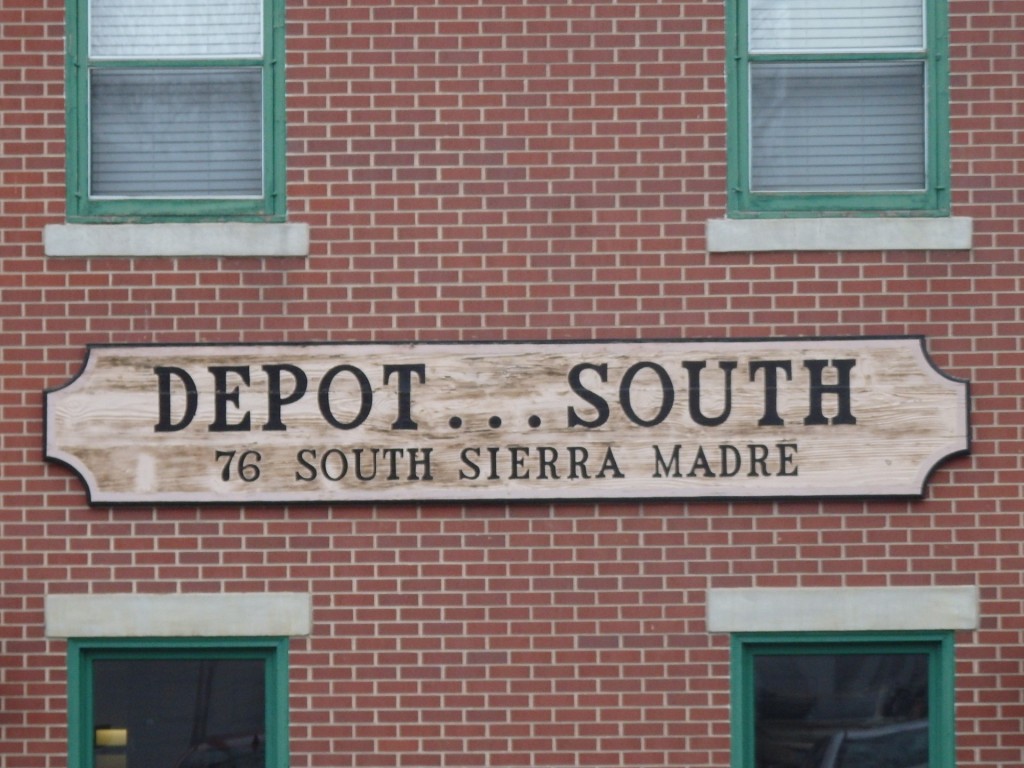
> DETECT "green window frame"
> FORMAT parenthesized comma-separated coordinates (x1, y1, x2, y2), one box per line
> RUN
(730, 631, 955, 768)
(68, 637, 289, 768)
(65, 0, 286, 223)
(726, 0, 950, 218)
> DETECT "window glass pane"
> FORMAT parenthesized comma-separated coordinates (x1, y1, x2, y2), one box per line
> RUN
(90, 0, 263, 58)
(748, 0, 924, 52)
(754, 652, 928, 768)
(749, 61, 926, 192)
(90, 68, 264, 198)
(92, 657, 265, 768)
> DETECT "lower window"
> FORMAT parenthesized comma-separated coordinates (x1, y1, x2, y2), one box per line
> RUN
(731, 632, 954, 768)
(69, 638, 288, 768)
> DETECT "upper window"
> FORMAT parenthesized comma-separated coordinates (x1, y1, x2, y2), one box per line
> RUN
(730, 631, 955, 768)
(69, 637, 289, 768)
(66, 0, 286, 222)
(727, 0, 950, 217)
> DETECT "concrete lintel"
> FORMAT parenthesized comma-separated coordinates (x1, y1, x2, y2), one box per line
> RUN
(707, 586, 979, 633)
(45, 593, 312, 638)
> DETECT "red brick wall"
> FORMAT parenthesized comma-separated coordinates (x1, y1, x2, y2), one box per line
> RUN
(2, 1, 1023, 767)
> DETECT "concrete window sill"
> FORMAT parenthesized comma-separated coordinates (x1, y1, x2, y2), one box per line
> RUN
(706, 217, 973, 253)
(44, 222, 310, 258)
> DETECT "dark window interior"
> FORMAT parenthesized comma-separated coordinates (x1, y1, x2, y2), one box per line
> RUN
(92, 658, 265, 768)
(754, 652, 929, 768)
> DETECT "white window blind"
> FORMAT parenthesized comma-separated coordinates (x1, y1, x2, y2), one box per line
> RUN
(90, 0, 262, 58)
(90, 69, 264, 197)
(749, 0, 924, 52)
(749, 62, 926, 192)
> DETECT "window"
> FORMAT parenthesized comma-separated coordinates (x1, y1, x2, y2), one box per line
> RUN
(66, 0, 286, 222)
(727, 0, 950, 217)
(731, 632, 955, 768)
(68, 638, 289, 768)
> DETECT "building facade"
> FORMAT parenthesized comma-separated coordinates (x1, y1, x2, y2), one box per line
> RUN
(2, 1, 1022, 767)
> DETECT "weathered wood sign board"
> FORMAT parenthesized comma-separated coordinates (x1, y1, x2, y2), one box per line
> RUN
(45, 338, 969, 504)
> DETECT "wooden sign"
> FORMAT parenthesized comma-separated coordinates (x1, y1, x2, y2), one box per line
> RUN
(45, 338, 969, 504)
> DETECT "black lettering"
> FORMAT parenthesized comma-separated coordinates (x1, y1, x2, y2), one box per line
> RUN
(263, 364, 308, 431)
(778, 442, 799, 476)
(537, 447, 559, 479)
(407, 448, 433, 480)
(509, 446, 530, 479)
(209, 366, 252, 432)
(154, 366, 198, 432)
(596, 447, 624, 478)
(747, 443, 770, 477)
(318, 364, 372, 430)
(320, 448, 349, 481)
(652, 445, 682, 478)
(352, 448, 379, 481)
(383, 363, 426, 430)
(750, 360, 792, 427)
(460, 448, 481, 480)
(486, 446, 500, 480)
(567, 446, 591, 479)
(567, 363, 610, 428)
(804, 359, 857, 425)
(687, 445, 715, 477)
(719, 444, 742, 477)
(295, 448, 318, 481)
(683, 361, 737, 427)
(620, 362, 674, 427)
(382, 448, 404, 480)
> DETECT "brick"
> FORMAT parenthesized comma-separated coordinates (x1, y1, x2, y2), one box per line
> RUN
(2, 1, 1023, 766)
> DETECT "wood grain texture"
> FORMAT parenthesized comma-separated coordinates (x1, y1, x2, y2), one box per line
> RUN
(45, 338, 969, 504)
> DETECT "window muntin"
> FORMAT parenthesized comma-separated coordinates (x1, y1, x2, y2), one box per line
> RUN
(728, 0, 949, 217)
(67, 0, 284, 221)
(731, 632, 954, 768)
(69, 639, 289, 768)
